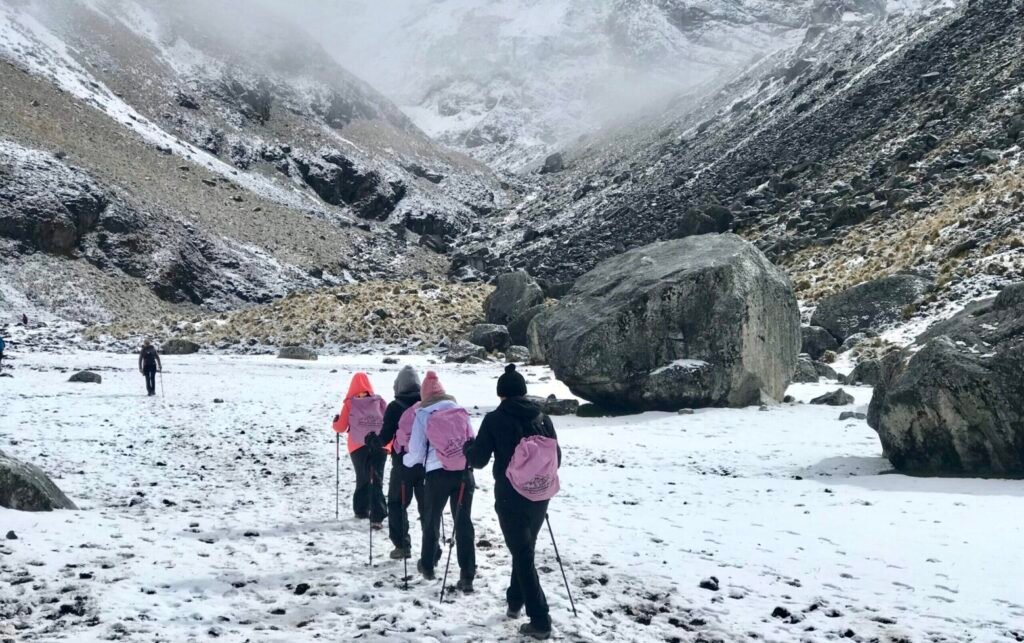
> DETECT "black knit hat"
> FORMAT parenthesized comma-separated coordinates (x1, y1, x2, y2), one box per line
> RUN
(497, 363, 528, 398)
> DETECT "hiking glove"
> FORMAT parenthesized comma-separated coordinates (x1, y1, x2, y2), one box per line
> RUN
(365, 432, 382, 450)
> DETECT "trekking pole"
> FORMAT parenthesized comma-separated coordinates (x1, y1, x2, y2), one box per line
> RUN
(368, 463, 375, 567)
(335, 435, 342, 520)
(401, 482, 409, 591)
(439, 469, 469, 603)
(546, 514, 578, 617)
(159, 371, 165, 398)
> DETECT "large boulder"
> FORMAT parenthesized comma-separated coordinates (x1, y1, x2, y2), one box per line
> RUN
(810, 273, 933, 343)
(801, 325, 839, 360)
(532, 234, 801, 411)
(445, 340, 488, 363)
(162, 339, 200, 355)
(792, 356, 821, 383)
(468, 324, 511, 352)
(277, 346, 318, 361)
(508, 303, 548, 346)
(869, 284, 1024, 475)
(0, 450, 78, 511)
(485, 271, 545, 326)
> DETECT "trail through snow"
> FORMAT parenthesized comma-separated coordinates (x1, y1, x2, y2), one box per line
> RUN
(2, 353, 1023, 642)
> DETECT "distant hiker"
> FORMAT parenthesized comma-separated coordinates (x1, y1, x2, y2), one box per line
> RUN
(377, 366, 424, 559)
(332, 372, 388, 529)
(0, 334, 6, 372)
(465, 364, 562, 640)
(403, 371, 476, 591)
(21, 313, 27, 327)
(138, 340, 162, 396)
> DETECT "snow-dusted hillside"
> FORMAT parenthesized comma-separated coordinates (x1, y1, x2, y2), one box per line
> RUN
(3, 353, 1022, 641)
(0, 0, 504, 323)
(323, 0, 827, 171)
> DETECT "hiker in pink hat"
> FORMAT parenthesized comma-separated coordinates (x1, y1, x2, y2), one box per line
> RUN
(403, 371, 477, 593)
(464, 364, 562, 640)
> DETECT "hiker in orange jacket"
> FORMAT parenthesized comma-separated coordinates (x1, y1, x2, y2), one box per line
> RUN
(333, 372, 388, 527)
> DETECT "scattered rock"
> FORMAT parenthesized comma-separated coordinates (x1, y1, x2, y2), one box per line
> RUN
(801, 325, 839, 360)
(699, 577, 720, 591)
(277, 346, 318, 361)
(526, 395, 580, 416)
(161, 339, 200, 355)
(810, 273, 933, 343)
(0, 449, 78, 511)
(5, 530, 16, 540)
(771, 606, 791, 619)
(505, 345, 530, 363)
(68, 370, 101, 384)
(533, 235, 801, 411)
(539, 152, 565, 174)
(445, 340, 487, 364)
(839, 411, 867, 421)
(844, 359, 881, 386)
(294, 583, 310, 596)
(469, 324, 511, 352)
(810, 389, 855, 406)
(813, 361, 839, 381)
(678, 408, 695, 415)
(792, 356, 820, 383)
(382, 357, 399, 365)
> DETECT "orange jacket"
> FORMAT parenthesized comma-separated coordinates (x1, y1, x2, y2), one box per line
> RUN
(332, 372, 386, 454)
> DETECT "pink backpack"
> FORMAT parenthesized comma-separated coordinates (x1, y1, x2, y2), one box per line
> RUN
(506, 430, 560, 502)
(425, 407, 475, 471)
(392, 402, 421, 455)
(347, 395, 386, 448)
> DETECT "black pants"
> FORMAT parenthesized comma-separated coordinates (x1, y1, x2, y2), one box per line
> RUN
(497, 490, 551, 630)
(350, 446, 387, 522)
(387, 454, 425, 549)
(143, 368, 157, 395)
(422, 469, 475, 579)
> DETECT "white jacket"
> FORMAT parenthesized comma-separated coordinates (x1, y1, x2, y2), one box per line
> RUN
(403, 399, 459, 473)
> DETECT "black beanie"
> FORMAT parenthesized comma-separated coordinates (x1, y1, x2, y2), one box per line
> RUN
(497, 364, 528, 398)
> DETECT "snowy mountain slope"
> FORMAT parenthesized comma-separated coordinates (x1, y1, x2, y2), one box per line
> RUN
(3, 353, 1022, 642)
(462, 0, 1023, 331)
(322, 0, 826, 171)
(0, 0, 504, 323)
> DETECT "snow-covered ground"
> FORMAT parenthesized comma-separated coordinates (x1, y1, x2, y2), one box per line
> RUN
(2, 352, 1023, 642)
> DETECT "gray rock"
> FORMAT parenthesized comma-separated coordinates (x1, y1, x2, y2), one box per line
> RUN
(532, 234, 801, 411)
(445, 340, 488, 363)
(526, 310, 550, 365)
(801, 325, 839, 360)
(539, 152, 565, 174)
(526, 394, 580, 416)
(505, 345, 531, 363)
(810, 388, 855, 406)
(485, 271, 545, 326)
(869, 283, 1024, 474)
(813, 361, 839, 381)
(792, 356, 820, 383)
(810, 273, 933, 343)
(840, 332, 869, 354)
(469, 324, 511, 352)
(162, 339, 200, 355)
(68, 370, 101, 384)
(277, 346, 318, 361)
(845, 359, 881, 386)
(0, 450, 78, 511)
(839, 411, 867, 421)
(508, 303, 549, 346)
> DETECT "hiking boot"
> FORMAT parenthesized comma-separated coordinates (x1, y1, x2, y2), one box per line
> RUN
(389, 547, 410, 560)
(506, 605, 523, 619)
(417, 560, 435, 580)
(519, 623, 552, 640)
(455, 578, 474, 594)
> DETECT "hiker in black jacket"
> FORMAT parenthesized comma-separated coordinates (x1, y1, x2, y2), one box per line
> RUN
(464, 364, 561, 641)
(138, 340, 161, 396)
(370, 365, 424, 560)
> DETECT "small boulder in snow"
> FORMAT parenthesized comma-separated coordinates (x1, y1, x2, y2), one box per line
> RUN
(0, 450, 78, 511)
(810, 389, 855, 406)
(505, 345, 531, 363)
(469, 324, 511, 352)
(526, 394, 579, 417)
(161, 339, 200, 355)
(68, 371, 101, 384)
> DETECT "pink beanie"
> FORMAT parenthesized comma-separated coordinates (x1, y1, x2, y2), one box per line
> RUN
(421, 370, 446, 400)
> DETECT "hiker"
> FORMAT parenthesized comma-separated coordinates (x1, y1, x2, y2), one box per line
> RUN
(332, 372, 388, 528)
(403, 371, 476, 592)
(374, 365, 424, 560)
(138, 340, 162, 396)
(21, 313, 27, 327)
(0, 333, 6, 373)
(465, 364, 562, 640)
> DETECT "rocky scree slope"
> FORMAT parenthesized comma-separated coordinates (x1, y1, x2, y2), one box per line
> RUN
(0, 0, 503, 323)
(460, 0, 1024, 330)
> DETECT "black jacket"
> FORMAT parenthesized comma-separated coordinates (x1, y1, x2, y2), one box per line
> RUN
(467, 397, 561, 497)
(380, 392, 421, 448)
